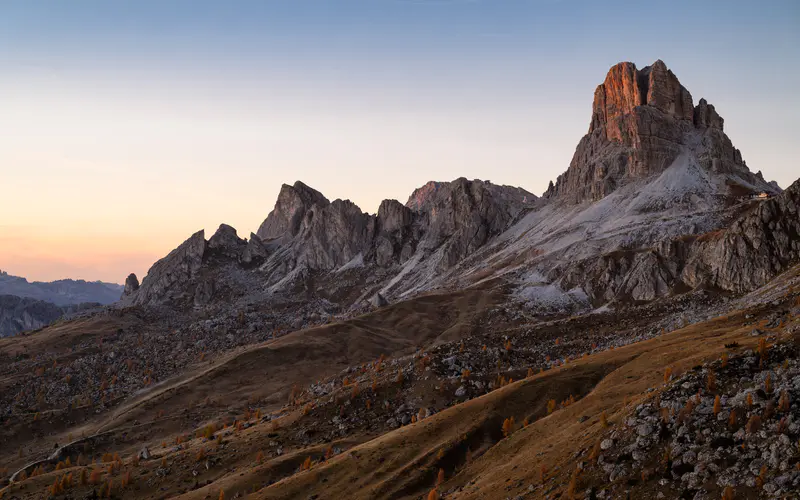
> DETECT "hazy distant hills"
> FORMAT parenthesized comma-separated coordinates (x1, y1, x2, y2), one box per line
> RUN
(0, 270, 122, 306)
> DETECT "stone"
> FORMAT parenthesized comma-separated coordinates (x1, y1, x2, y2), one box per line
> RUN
(600, 439, 614, 451)
(369, 293, 388, 308)
(240, 233, 270, 267)
(637, 423, 654, 437)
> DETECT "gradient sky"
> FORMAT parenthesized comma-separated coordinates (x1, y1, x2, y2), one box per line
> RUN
(1, 0, 798, 283)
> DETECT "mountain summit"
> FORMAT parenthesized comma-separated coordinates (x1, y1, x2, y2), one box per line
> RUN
(545, 60, 776, 203)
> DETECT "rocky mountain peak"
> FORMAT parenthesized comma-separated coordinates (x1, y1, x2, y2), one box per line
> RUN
(123, 230, 206, 306)
(546, 60, 774, 204)
(405, 181, 444, 212)
(256, 181, 330, 242)
(208, 224, 246, 258)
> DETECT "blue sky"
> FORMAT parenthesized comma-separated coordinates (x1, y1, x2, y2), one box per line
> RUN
(1, 0, 798, 282)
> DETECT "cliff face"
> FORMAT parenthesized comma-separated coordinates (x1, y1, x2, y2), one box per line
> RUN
(545, 60, 775, 204)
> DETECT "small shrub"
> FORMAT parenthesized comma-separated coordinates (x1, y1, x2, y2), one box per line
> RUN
(721, 486, 735, 500)
(755, 465, 767, 488)
(502, 417, 515, 437)
(746, 415, 761, 434)
(427, 489, 439, 500)
(566, 468, 580, 499)
(765, 373, 773, 394)
(588, 440, 601, 464)
(547, 400, 556, 415)
(600, 410, 609, 428)
(713, 395, 721, 416)
(779, 390, 790, 413)
(707, 370, 717, 391)
(777, 416, 787, 434)
(436, 468, 445, 486)
(302, 456, 312, 471)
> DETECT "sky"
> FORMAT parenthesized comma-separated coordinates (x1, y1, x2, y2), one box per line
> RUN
(1, 0, 798, 283)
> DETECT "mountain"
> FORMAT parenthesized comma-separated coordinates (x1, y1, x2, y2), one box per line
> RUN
(0, 295, 100, 338)
(0, 295, 63, 337)
(121, 62, 791, 320)
(122, 177, 537, 310)
(2, 60, 799, 500)
(0, 271, 123, 306)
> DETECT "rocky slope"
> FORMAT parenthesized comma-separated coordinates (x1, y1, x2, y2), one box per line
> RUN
(0, 271, 123, 306)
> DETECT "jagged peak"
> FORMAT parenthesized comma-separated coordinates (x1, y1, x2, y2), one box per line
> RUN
(257, 182, 330, 241)
(545, 60, 773, 204)
(405, 178, 535, 213)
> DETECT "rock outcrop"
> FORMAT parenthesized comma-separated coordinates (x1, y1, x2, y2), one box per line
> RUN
(123, 273, 139, 296)
(256, 182, 330, 242)
(411, 178, 533, 269)
(545, 60, 776, 204)
(208, 224, 247, 259)
(126, 230, 207, 306)
(240, 233, 270, 267)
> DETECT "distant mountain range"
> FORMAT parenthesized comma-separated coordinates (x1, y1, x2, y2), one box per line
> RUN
(0, 295, 101, 338)
(0, 271, 121, 337)
(0, 271, 122, 306)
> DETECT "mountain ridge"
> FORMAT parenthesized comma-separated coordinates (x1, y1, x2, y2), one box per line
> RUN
(0, 270, 123, 307)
